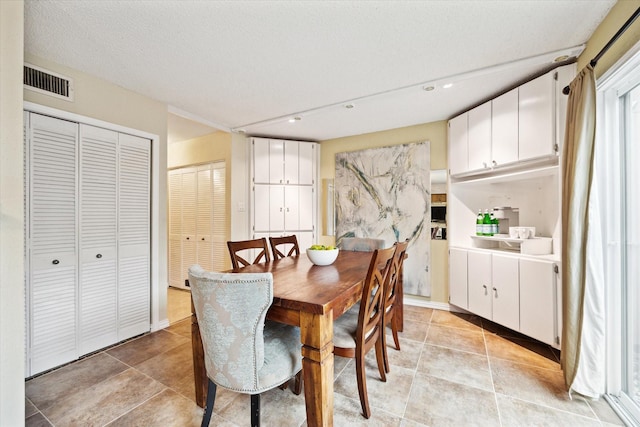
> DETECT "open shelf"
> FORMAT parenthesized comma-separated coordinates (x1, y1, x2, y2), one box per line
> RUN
(470, 234, 552, 255)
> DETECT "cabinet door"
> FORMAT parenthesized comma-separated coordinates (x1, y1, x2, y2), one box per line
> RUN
(467, 102, 492, 171)
(467, 251, 492, 319)
(253, 138, 270, 184)
(253, 184, 271, 232)
(491, 253, 519, 331)
(492, 88, 519, 167)
(181, 170, 197, 284)
(449, 248, 468, 309)
(299, 186, 314, 231)
(269, 185, 285, 231)
(284, 140, 299, 184)
(118, 133, 151, 340)
(519, 71, 555, 161)
(28, 113, 79, 374)
(448, 113, 468, 176)
(168, 171, 183, 287)
(297, 231, 314, 253)
(298, 142, 314, 185)
(79, 124, 118, 354)
(197, 166, 213, 271)
(519, 258, 557, 346)
(269, 139, 285, 184)
(284, 186, 299, 231)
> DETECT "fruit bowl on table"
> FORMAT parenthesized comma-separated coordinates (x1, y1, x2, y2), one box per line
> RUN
(306, 246, 339, 266)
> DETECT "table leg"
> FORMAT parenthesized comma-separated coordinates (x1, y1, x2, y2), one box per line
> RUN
(397, 261, 404, 332)
(191, 296, 207, 408)
(300, 310, 334, 427)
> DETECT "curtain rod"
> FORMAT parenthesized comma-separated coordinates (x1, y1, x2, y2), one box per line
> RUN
(563, 6, 640, 95)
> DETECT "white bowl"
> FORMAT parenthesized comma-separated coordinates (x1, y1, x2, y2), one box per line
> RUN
(306, 248, 339, 266)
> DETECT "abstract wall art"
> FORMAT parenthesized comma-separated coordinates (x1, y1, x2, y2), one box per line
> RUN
(335, 141, 431, 296)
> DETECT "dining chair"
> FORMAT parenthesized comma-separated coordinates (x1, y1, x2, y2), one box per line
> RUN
(382, 239, 409, 373)
(269, 235, 300, 260)
(227, 237, 271, 269)
(339, 237, 386, 252)
(188, 265, 302, 427)
(332, 246, 395, 419)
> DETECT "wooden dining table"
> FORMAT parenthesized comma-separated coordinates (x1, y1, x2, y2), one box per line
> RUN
(190, 250, 405, 427)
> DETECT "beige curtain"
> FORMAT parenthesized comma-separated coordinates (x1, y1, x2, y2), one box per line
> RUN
(561, 65, 604, 397)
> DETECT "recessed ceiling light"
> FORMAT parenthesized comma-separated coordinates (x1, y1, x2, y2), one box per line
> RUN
(288, 118, 296, 123)
(442, 83, 453, 89)
(344, 103, 355, 109)
(236, 129, 246, 134)
(423, 85, 435, 91)
(554, 55, 570, 63)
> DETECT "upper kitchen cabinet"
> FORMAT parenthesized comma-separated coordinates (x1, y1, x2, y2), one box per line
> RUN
(448, 64, 574, 178)
(448, 112, 468, 176)
(467, 102, 492, 172)
(253, 137, 315, 185)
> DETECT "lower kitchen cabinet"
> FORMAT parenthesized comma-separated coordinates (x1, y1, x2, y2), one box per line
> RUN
(450, 247, 560, 347)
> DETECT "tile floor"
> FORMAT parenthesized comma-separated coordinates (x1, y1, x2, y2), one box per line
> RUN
(25, 306, 625, 426)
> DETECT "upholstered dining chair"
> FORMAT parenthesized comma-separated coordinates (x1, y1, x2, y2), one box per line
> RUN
(188, 265, 302, 427)
(382, 239, 410, 373)
(227, 237, 270, 269)
(339, 237, 386, 252)
(332, 246, 395, 419)
(269, 235, 300, 260)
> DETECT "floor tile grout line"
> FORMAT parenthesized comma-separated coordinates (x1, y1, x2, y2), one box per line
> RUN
(102, 387, 168, 427)
(482, 321, 504, 427)
(398, 320, 431, 423)
(494, 391, 604, 422)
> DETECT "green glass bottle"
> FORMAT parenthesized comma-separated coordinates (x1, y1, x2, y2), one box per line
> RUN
(476, 210, 483, 236)
(483, 209, 492, 236)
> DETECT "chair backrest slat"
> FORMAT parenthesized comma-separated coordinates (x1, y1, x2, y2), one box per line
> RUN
(269, 235, 300, 260)
(227, 238, 271, 269)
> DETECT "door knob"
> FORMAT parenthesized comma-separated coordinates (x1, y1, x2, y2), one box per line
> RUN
(96, 254, 102, 259)
(52, 259, 60, 265)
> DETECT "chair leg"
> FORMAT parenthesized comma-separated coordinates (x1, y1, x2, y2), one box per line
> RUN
(355, 355, 371, 419)
(201, 379, 217, 427)
(251, 394, 260, 427)
(391, 316, 401, 351)
(375, 334, 387, 382)
(382, 320, 390, 373)
(293, 370, 303, 395)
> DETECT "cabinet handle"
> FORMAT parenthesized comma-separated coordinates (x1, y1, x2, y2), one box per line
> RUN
(186, 237, 190, 240)
(96, 254, 102, 259)
(286, 179, 289, 184)
(201, 237, 205, 241)
(492, 160, 497, 167)
(492, 287, 497, 297)
(483, 162, 487, 168)
(52, 259, 60, 265)
(286, 207, 290, 212)
(280, 179, 283, 183)
(482, 284, 487, 295)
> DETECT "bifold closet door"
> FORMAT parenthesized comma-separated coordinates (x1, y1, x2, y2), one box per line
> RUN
(28, 113, 79, 374)
(79, 124, 118, 354)
(118, 134, 151, 339)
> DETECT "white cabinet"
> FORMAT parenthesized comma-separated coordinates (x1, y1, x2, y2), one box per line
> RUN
(448, 113, 468, 176)
(491, 253, 520, 331)
(467, 102, 492, 172)
(449, 248, 468, 309)
(169, 163, 226, 289)
(519, 258, 559, 346)
(467, 251, 492, 319)
(254, 138, 315, 185)
(251, 137, 317, 248)
(491, 88, 519, 167)
(519, 71, 556, 161)
(25, 112, 151, 376)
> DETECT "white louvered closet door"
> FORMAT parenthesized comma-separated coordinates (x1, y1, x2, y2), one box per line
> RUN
(212, 163, 226, 270)
(28, 113, 79, 374)
(118, 134, 151, 340)
(79, 124, 118, 354)
(181, 169, 197, 284)
(196, 166, 213, 271)
(168, 170, 183, 287)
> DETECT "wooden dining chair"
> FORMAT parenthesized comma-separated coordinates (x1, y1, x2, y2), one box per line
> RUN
(227, 238, 271, 269)
(382, 239, 409, 373)
(269, 235, 300, 260)
(332, 246, 395, 419)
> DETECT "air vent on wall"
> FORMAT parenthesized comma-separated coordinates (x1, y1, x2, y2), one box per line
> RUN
(24, 63, 74, 101)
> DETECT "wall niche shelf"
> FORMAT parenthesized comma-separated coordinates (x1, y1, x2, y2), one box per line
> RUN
(470, 234, 552, 255)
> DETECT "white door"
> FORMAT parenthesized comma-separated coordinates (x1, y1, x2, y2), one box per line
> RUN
(269, 139, 284, 184)
(448, 113, 468, 176)
(519, 258, 556, 345)
(491, 88, 519, 167)
(491, 253, 519, 331)
(298, 186, 314, 230)
(78, 124, 118, 354)
(117, 133, 151, 340)
(298, 142, 314, 185)
(253, 138, 270, 184)
(519, 71, 555, 161)
(284, 186, 299, 231)
(181, 169, 197, 286)
(449, 248, 468, 309)
(269, 185, 285, 231)
(168, 171, 183, 287)
(467, 251, 492, 319)
(253, 184, 271, 232)
(197, 166, 213, 271)
(284, 140, 299, 184)
(28, 113, 79, 374)
(467, 102, 492, 171)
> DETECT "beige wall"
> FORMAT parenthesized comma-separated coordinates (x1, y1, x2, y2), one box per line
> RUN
(168, 131, 233, 268)
(577, 0, 640, 78)
(23, 53, 170, 325)
(1, 2, 25, 423)
(318, 121, 449, 304)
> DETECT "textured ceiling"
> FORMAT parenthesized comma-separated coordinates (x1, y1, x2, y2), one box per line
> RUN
(24, 1, 616, 141)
